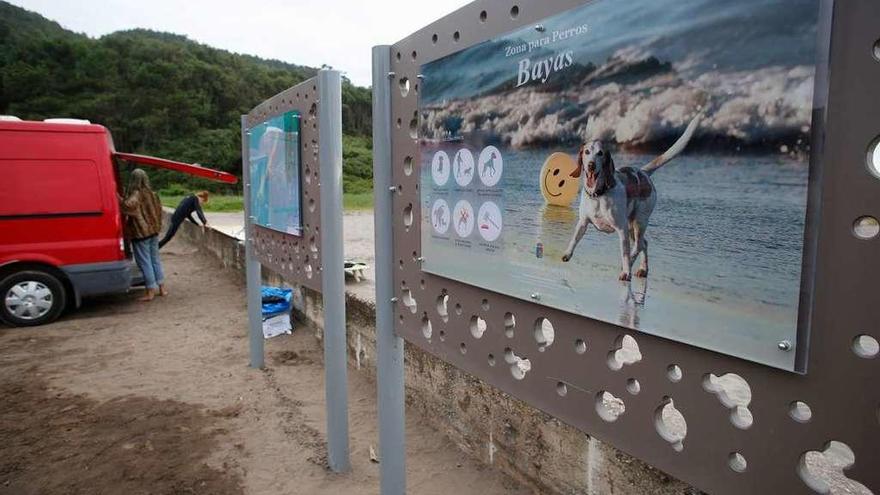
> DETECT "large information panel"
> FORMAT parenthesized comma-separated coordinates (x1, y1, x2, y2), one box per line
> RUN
(419, 0, 821, 371)
(249, 110, 303, 236)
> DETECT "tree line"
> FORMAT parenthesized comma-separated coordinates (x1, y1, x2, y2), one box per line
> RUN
(0, 1, 373, 194)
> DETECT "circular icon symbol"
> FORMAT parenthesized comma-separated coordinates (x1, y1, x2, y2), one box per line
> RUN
(431, 151, 450, 186)
(453, 200, 475, 238)
(453, 149, 475, 187)
(477, 201, 503, 242)
(478, 146, 503, 187)
(431, 199, 450, 234)
(539, 152, 580, 206)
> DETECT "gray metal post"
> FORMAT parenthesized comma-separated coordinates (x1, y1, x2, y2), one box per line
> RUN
(317, 69, 351, 473)
(372, 45, 407, 495)
(242, 114, 264, 369)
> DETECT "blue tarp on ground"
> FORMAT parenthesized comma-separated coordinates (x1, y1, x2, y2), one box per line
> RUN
(261, 286, 292, 317)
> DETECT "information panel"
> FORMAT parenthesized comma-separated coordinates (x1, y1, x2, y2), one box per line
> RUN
(249, 111, 303, 236)
(419, 0, 822, 370)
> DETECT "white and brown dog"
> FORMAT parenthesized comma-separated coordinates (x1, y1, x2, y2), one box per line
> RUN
(561, 115, 701, 281)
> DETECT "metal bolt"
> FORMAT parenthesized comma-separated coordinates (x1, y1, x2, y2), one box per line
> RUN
(417, 257, 425, 262)
(417, 74, 425, 80)
(387, 71, 396, 78)
(535, 24, 546, 32)
(530, 293, 541, 301)
(390, 297, 399, 303)
(778, 340, 792, 351)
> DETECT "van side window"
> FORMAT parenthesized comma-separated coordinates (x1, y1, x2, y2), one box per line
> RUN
(1, 159, 103, 217)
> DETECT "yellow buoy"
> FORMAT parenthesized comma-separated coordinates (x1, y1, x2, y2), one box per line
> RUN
(539, 152, 580, 207)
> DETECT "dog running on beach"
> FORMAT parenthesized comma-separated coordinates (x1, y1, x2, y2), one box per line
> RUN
(561, 114, 702, 281)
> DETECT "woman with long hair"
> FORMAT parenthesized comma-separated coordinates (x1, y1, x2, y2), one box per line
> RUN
(120, 169, 167, 301)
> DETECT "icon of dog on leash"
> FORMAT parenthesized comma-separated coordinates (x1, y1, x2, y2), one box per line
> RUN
(481, 151, 498, 178)
(433, 204, 447, 229)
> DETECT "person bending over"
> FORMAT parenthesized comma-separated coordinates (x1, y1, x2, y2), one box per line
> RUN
(159, 191, 209, 248)
(120, 169, 166, 301)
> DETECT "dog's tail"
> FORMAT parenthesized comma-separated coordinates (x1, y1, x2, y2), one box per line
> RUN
(641, 112, 702, 176)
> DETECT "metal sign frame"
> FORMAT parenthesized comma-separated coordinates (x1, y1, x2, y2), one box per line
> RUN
(243, 70, 351, 473)
(373, 1, 880, 493)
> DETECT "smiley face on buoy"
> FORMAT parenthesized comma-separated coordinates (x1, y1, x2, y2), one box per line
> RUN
(540, 152, 580, 206)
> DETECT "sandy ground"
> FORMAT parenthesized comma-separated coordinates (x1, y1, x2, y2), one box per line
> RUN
(205, 209, 868, 495)
(3, 211, 864, 494)
(0, 237, 527, 495)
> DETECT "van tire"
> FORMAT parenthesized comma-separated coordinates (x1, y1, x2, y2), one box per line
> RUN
(0, 270, 67, 327)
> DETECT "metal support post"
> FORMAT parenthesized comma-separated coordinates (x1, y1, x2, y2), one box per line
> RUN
(372, 45, 406, 495)
(318, 69, 351, 473)
(242, 114, 264, 369)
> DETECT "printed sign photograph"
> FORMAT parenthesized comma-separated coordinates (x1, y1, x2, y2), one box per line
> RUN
(419, 0, 824, 370)
(249, 110, 303, 236)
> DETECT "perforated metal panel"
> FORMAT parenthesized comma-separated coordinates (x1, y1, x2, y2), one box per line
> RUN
(387, 1, 880, 493)
(246, 77, 323, 292)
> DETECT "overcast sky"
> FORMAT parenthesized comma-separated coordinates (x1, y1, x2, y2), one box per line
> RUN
(10, 0, 471, 87)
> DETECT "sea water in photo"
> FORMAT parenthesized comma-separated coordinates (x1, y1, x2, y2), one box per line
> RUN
(418, 0, 821, 370)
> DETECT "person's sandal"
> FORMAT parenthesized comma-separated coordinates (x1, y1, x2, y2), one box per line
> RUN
(138, 289, 156, 302)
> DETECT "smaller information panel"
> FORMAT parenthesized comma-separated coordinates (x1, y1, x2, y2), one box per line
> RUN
(249, 111, 303, 236)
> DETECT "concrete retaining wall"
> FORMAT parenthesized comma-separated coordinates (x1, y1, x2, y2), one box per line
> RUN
(170, 215, 695, 495)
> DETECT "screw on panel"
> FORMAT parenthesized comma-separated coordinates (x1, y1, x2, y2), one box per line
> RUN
(417, 74, 425, 80)
(530, 293, 541, 301)
(417, 257, 425, 263)
(390, 297, 399, 303)
(778, 340, 792, 351)
(535, 24, 546, 32)
(387, 71, 396, 78)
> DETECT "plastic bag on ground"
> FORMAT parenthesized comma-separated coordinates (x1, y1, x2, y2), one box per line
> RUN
(261, 286, 293, 339)
(261, 286, 292, 317)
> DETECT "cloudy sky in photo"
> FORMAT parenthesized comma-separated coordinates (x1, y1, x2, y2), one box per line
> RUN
(10, 0, 471, 86)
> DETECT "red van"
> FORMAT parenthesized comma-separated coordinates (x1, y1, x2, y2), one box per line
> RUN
(0, 118, 236, 327)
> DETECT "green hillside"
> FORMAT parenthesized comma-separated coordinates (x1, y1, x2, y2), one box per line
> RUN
(0, 1, 373, 195)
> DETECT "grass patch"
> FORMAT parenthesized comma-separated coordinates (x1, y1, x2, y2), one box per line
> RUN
(160, 193, 373, 212)
(344, 192, 374, 210)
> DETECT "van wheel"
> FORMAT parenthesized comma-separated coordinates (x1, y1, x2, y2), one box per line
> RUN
(0, 270, 67, 327)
